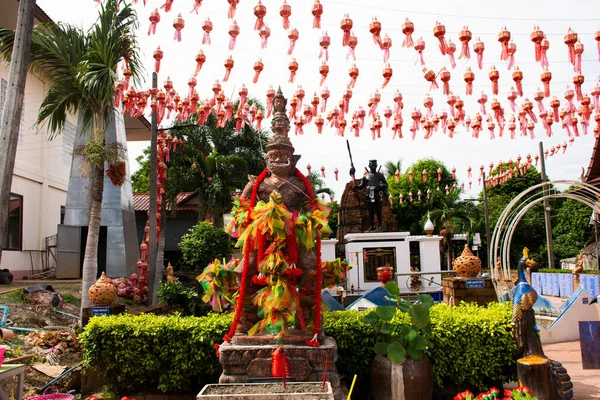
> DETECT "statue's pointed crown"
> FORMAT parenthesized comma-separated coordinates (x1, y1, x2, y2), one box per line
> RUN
(266, 87, 295, 152)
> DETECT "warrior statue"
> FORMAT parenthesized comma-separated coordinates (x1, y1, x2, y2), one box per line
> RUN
(354, 160, 388, 231)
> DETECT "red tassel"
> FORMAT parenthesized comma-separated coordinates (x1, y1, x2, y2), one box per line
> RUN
(160, 0, 173, 12)
(312, 0, 323, 29)
(191, 0, 202, 13)
(228, 0, 238, 19)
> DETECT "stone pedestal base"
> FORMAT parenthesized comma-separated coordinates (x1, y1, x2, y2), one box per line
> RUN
(218, 336, 347, 400)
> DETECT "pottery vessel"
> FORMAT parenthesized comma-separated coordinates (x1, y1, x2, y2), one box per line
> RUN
(377, 266, 394, 285)
(88, 272, 117, 306)
(453, 244, 482, 278)
(371, 355, 433, 400)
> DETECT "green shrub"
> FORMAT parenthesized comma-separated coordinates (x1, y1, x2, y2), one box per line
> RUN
(179, 221, 233, 271)
(157, 280, 212, 317)
(536, 268, 596, 275)
(81, 303, 515, 393)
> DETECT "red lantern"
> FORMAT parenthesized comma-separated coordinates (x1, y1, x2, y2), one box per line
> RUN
(489, 66, 499, 95)
(507, 41, 517, 70)
(423, 68, 438, 91)
(259, 25, 271, 49)
(227, 0, 239, 19)
(596, 28, 600, 62)
(473, 37, 485, 70)
(439, 67, 451, 95)
(382, 64, 393, 89)
(280, 0, 291, 30)
(223, 55, 234, 82)
(254, 0, 267, 31)
(541, 68, 552, 98)
(295, 86, 305, 110)
(574, 40, 584, 73)
(487, 116, 496, 139)
(564, 28, 578, 67)
(370, 17, 382, 47)
(464, 67, 475, 96)
(320, 166, 326, 178)
(381, 34, 392, 63)
(266, 86, 275, 117)
(319, 31, 331, 61)
(550, 96, 560, 123)
(192, 50, 206, 77)
(288, 27, 299, 55)
(423, 93, 434, 118)
(498, 26, 511, 61)
(347, 32, 358, 61)
(320, 87, 330, 113)
(288, 59, 298, 83)
(315, 115, 324, 134)
(512, 66, 524, 97)
(295, 116, 305, 135)
(531, 25, 544, 62)
(311, 93, 320, 116)
(573, 73, 585, 101)
(541, 35, 550, 68)
(415, 37, 426, 66)
(202, 18, 213, 45)
(319, 61, 329, 86)
(340, 14, 353, 47)
(459, 26, 472, 60)
(312, 0, 323, 29)
(446, 39, 457, 68)
(433, 21, 448, 55)
(153, 46, 163, 73)
(173, 13, 185, 42)
(507, 87, 517, 112)
(534, 88, 545, 113)
(383, 106, 392, 127)
(368, 90, 381, 117)
(478, 92, 488, 115)
(348, 64, 359, 88)
(228, 20, 240, 50)
(402, 18, 414, 48)
(148, 8, 160, 36)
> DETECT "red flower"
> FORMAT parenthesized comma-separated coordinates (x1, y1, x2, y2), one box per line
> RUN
(306, 339, 320, 347)
(285, 266, 302, 278)
(214, 343, 220, 356)
(252, 275, 268, 285)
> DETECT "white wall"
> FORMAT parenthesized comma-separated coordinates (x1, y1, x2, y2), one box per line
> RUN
(1, 64, 73, 278)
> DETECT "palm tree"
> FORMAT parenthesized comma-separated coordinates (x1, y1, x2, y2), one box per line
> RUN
(429, 197, 479, 270)
(0, 0, 141, 313)
(384, 159, 403, 179)
(306, 171, 335, 199)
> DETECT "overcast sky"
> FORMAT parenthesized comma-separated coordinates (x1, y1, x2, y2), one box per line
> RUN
(36, 0, 600, 199)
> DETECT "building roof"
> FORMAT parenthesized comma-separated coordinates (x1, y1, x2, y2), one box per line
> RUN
(585, 136, 600, 186)
(133, 192, 197, 212)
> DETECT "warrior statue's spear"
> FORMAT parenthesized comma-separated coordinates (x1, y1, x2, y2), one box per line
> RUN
(346, 140, 356, 185)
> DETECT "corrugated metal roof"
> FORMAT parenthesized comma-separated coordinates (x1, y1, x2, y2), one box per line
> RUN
(133, 192, 197, 212)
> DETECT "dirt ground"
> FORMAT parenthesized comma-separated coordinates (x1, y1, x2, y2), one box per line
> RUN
(0, 280, 149, 399)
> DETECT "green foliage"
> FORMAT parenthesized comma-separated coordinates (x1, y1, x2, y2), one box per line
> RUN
(363, 282, 434, 364)
(536, 268, 597, 275)
(551, 198, 593, 262)
(1, 289, 31, 304)
(387, 158, 461, 235)
(80, 312, 232, 393)
(80, 303, 515, 393)
(131, 148, 151, 193)
(327, 200, 339, 238)
(157, 280, 211, 316)
(179, 222, 233, 271)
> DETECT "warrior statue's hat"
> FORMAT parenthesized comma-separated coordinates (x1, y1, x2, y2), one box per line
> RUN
(266, 87, 295, 153)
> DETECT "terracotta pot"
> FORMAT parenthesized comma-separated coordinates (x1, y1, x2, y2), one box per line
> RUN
(453, 244, 482, 278)
(88, 272, 117, 306)
(0, 328, 14, 340)
(371, 354, 433, 400)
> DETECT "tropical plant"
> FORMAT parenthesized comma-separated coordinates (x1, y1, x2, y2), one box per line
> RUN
(383, 159, 402, 179)
(0, 0, 141, 313)
(306, 171, 335, 198)
(363, 281, 434, 363)
(179, 221, 233, 271)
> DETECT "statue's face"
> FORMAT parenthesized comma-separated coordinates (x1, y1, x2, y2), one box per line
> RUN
(266, 148, 293, 177)
(369, 161, 377, 172)
(272, 115, 290, 134)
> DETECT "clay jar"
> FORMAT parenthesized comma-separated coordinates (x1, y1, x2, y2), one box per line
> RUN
(88, 272, 117, 306)
(453, 244, 482, 278)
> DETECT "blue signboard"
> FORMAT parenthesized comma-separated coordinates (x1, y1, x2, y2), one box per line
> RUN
(91, 306, 111, 316)
(466, 279, 485, 289)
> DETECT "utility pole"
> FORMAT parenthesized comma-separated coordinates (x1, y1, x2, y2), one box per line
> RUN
(0, 0, 36, 264)
(539, 142, 555, 268)
(147, 72, 159, 303)
(482, 172, 491, 267)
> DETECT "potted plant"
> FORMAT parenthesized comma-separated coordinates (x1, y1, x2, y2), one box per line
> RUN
(363, 281, 434, 400)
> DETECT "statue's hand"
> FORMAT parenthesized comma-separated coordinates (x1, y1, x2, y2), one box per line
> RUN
(349, 166, 356, 177)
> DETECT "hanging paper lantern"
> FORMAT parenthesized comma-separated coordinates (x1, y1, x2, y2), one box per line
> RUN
(541, 68, 552, 98)
(393, 90, 403, 115)
(295, 86, 305, 110)
(533, 88, 545, 113)
(399, 193, 404, 204)
(320, 87, 330, 112)
(348, 64, 359, 88)
(312, 0, 323, 29)
(592, 82, 600, 110)
(423, 93, 434, 118)
(227, 0, 239, 19)
(306, 164, 312, 175)
(153, 46, 163, 73)
(574, 40, 584, 74)
(473, 37, 485, 70)
(237, 85, 248, 118)
(228, 20, 240, 51)
(173, 13, 185, 42)
(192, 0, 202, 14)
(259, 25, 271, 49)
(423, 68, 438, 91)
(564, 28, 578, 67)
(382, 64, 393, 89)
(383, 106, 393, 127)
(458, 26, 472, 61)
(315, 114, 324, 134)
(446, 39, 457, 68)
(381, 34, 392, 63)
(573, 73, 585, 101)
(319, 31, 331, 61)
(408, 169, 414, 182)
(478, 92, 488, 115)
(340, 14, 353, 47)
(439, 67, 451, 95)
(202, 18, 213, 45)
(464, 67, 475, 96)
(540, 35, 550, 68)
(433, 21, 448, 55)
(265, 86, 276, 117)
(402, 18, 414, 48)
(288, 58, 299, 83)
(347, 32, 358, 61)
(280, 0, 291, 30)
(506, 87, 517, 112)
(303, 104, 313, 124)
(596, 28, 600, 62)
(287, 27, 299, 55)
(409, 191, 414, 202)
(490, 99, 504, 132)
(528, 25, 544, 62)
(507, 41, 517, 70)
(512, 66, 524, 97)
(368, 90, 381, 117)
(414, 37, 426, 65)
(550, 96, 560, 122)
(487, 116, 496, 139)
(223, 55, 234, 82)
(421, 169, 428, 183)
(320, 166, 326, 178)
(488, 66, 500, 95)
(254, 0, 267, 31)
(148, 8, 160, 36)
(498, 26, 511, 61)
(370, 17, 382, 47)
(310, 93, 320, 116)
(295, 116, 305, 135)
(319, 61, 329, 86)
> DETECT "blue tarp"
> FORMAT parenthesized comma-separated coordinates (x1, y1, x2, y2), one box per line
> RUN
(321, 290, 345, 311)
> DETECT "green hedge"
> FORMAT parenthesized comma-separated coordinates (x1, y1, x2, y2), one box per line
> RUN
(81, 303, 515, 393)
(536, 268, 597, 275)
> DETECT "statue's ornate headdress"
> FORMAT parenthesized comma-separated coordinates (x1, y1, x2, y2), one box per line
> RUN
(266, 87, 295, 153)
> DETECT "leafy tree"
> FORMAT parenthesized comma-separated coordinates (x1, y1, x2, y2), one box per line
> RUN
(551, 197, 593, 263)
(0, 0, 141, 312)
(179, 221, 233, 271)
(328, 200, 340, 238)
(306, 171, 334, 198)
(384, 159, 402, 179)
(387, 158, 460, 235)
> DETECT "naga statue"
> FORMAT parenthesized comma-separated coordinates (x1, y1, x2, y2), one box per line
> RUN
(512, 247, 573, 399)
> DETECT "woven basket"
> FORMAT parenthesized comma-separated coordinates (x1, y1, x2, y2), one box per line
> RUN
(26, 387, 74, 400)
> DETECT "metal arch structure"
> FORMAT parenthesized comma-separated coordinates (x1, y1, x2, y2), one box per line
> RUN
(489, 180, 600, 301)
